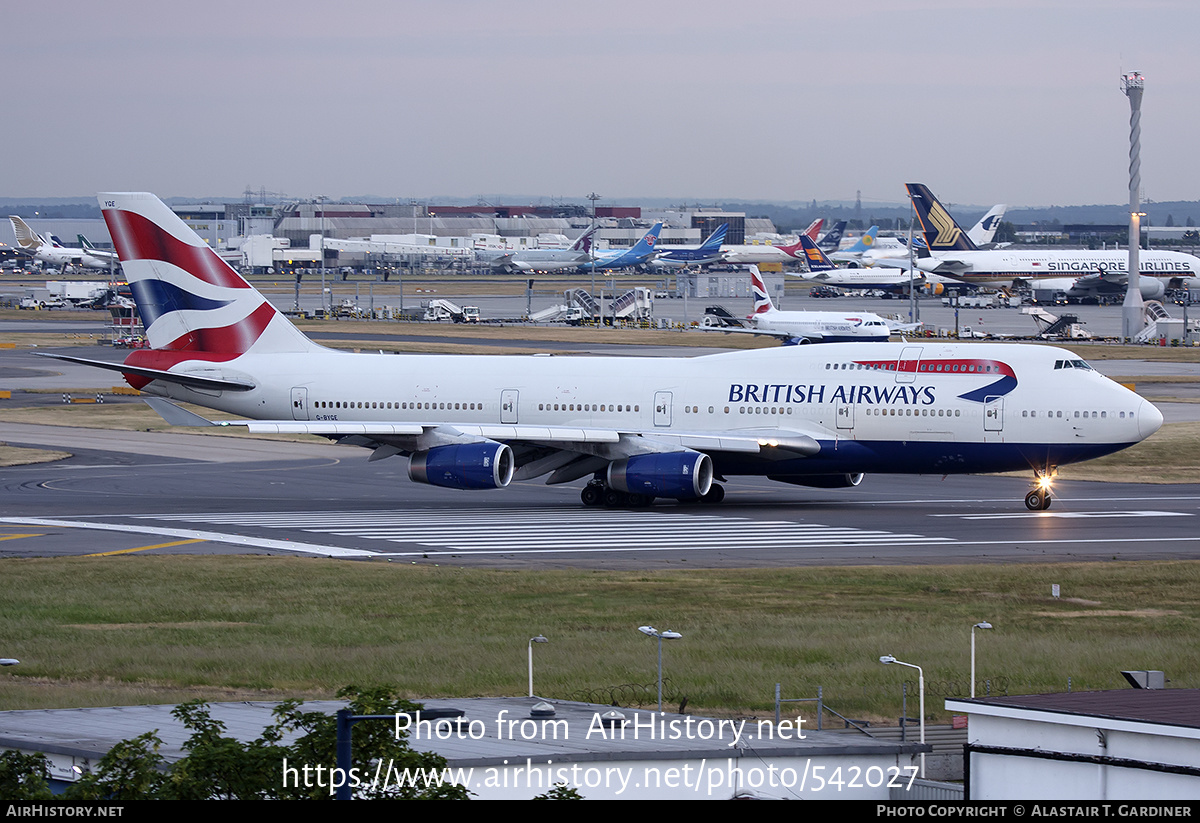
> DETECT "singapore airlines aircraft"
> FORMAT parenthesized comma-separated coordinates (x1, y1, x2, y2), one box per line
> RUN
(44, 193, 1162, 512)
(9, 216, 116, 271)
(902, 184, 1200, 289)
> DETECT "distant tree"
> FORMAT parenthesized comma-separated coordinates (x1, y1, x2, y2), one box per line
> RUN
(994, 221, 1018, 244)
(1167, 214, 1176, 227)
(35, 685, 473, 801)
(67, 731, 167, 801)
(534, 783, 585, 799)
(0, 750, 54, 800)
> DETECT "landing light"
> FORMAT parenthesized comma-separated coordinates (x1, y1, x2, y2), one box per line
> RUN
(1037, 475, 1053, 491)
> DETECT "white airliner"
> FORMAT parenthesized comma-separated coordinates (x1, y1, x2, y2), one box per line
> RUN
(9, 216, 116, 271)
(475, 226, 598, 273)
(44, 192, 1163, 512)
(705, 266, 894, 344)
(897, 184, 1200, 291)
(718, 219, 824, 265)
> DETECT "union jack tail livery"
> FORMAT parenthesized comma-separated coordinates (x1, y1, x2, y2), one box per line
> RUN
(101, 192, 316, 361)
(749, 266, 776, 316)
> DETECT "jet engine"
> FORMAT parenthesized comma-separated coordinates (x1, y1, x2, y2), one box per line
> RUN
(607, 452, 713, 500)
(409, 442, 514, 490)
(1139, 278, 1166, 300)
(769, 473, 865, 489)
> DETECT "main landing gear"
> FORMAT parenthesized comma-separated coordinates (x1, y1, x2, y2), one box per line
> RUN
(580, 479, 726, 508)
(1024, 471, 1055, 511)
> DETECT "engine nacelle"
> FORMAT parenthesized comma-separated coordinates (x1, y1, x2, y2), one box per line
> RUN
(1140, 278, 1166, 300)
(608, 452, 713, 499)
(409, 442, 514, 490)
(769, 473, 865, 489)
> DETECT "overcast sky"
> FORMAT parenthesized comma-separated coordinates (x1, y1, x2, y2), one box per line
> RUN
(9, 0, 1199, 208)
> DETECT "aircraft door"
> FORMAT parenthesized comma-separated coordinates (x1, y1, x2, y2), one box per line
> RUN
(836, 401, 855, 431)
(895, 346, 923, 384)
(984, 396, 1004, 432)
(500, 390, 519, 424)
(290, 387, 309, 421)
(654, 391, 672, 427)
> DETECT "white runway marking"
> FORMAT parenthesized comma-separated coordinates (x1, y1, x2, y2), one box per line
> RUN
(119, 508, 954, 555)
(932, 510, 1192, 520)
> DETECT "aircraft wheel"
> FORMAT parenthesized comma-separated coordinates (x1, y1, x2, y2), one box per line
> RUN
(581, 484, 603, 507)
(1024, 489, 1051, 511)
(702, 484, 725, 504)
(626, 493, 653, 508)
(604, 488, 628, 508)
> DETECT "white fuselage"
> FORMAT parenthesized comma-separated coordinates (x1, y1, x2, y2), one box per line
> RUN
(719, 244, 799, 264)
(748, 308, 893, 343)
(917, 249, 1200, 285)
(143, 340, 1157, 478)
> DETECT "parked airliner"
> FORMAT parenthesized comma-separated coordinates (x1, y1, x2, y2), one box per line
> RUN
(901, 184, 1200, 289)
(579, 222, 663, 272)
(646, 223, 727, 269)
(9, 216, 115, 271)
(44, 192, 1162, 512)
(704, 265, 894, 344)
(480, 226, 597, 273)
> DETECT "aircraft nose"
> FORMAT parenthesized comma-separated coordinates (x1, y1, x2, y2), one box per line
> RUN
(1137, 400, 1164, 440)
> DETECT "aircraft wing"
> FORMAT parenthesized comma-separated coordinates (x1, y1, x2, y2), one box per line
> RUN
(696, 325, 816, 344)
(143, 399, 827, 478)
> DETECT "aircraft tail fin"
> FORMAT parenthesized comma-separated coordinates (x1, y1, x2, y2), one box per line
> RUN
(749, 265, 776, 315)
(99, 192, 318, 358)
(906, 184, 979, 251)
(798, 234, 837, 272)
(569, 225, 598, 253)
(803, 218, 824, 241)
(818, 220, 847, 250)
(699, 223, 728, 252)
(968, 204, 1008, 247)
(9, 216, 45, 251)
(626, 221, 663, 260)
(841, 226, 879, 254)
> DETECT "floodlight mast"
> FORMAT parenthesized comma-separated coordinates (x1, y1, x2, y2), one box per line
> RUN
(1122, 72, 1145, 341)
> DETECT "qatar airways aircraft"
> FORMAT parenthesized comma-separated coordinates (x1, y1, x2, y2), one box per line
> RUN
(43, 192, 1162, 512)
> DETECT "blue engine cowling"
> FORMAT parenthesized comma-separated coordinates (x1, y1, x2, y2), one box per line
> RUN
(608, 452, 713, 499)
(769, 473, 864, 489)
(409, 442, 514, 490)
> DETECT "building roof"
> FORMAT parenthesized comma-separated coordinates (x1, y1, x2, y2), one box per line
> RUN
(947, 689, 1200, 733)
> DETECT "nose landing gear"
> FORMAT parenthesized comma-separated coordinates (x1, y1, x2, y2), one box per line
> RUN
(1024, 470, 1055, 511)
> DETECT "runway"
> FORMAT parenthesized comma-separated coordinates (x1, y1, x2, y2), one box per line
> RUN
(3, 424, 1198, 568)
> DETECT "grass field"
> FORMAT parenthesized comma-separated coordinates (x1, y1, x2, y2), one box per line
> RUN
(1, 557, 1198, 722)
(3, 301, 1200, 723)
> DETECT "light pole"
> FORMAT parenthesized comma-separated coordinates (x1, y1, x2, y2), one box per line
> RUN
(971, 622, 993, 698)
(639, 625, 681, 713)
(528, 635, 548, 698)
(881, 654, 925, 778)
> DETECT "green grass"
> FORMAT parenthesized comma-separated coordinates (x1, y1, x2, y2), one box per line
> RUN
(2, 557, 1198, 723)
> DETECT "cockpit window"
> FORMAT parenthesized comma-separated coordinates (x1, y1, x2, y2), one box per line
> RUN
(1054, 359, 1094, 371)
